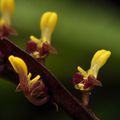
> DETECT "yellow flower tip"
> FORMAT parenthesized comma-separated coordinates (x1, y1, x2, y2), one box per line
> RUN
(89, 49, 111, 78)
(30, 35, 39, 43)
(91, 49, 106, 65)
(8, 55, 28, 75)
(91, 49, 111, 68)
(77, 66, 87, 77)
(40, 11, 58, 39)
(1, 0, 14, 15)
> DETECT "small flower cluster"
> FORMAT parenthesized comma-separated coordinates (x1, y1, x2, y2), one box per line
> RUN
(0, 0, 112, 108)
(26, 12, 58, 61)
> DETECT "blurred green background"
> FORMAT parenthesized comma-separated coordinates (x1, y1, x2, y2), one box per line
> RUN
(0, 0, 120, 120)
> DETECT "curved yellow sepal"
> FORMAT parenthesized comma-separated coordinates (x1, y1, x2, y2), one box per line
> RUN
(8, 55, 28, 75)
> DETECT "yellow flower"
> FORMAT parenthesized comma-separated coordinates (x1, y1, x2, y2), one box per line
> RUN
(29, 11, 58, 45)
(0, 0, 14, 26)
(8, 55, 41, 92)
(27, 11, 58, 60)
(73, 49, 111, 91)
(8, 55, 49, 106)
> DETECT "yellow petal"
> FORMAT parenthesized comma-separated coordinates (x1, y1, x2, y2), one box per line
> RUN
(8, 55, 28, 75)
(1, 0, 14, 25)
(89, 49, 111, 78)
(40, 11, 58, 40)
(46, 12, 58, 33)
(1, 0, 14, 15)
(40, 12, 52, 32)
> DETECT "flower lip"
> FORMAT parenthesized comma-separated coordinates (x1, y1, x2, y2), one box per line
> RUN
(73, 74, 102, 91)
(84, 75, 102, 89)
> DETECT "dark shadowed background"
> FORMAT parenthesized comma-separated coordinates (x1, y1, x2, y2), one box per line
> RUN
(0, 0, 120, 120)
